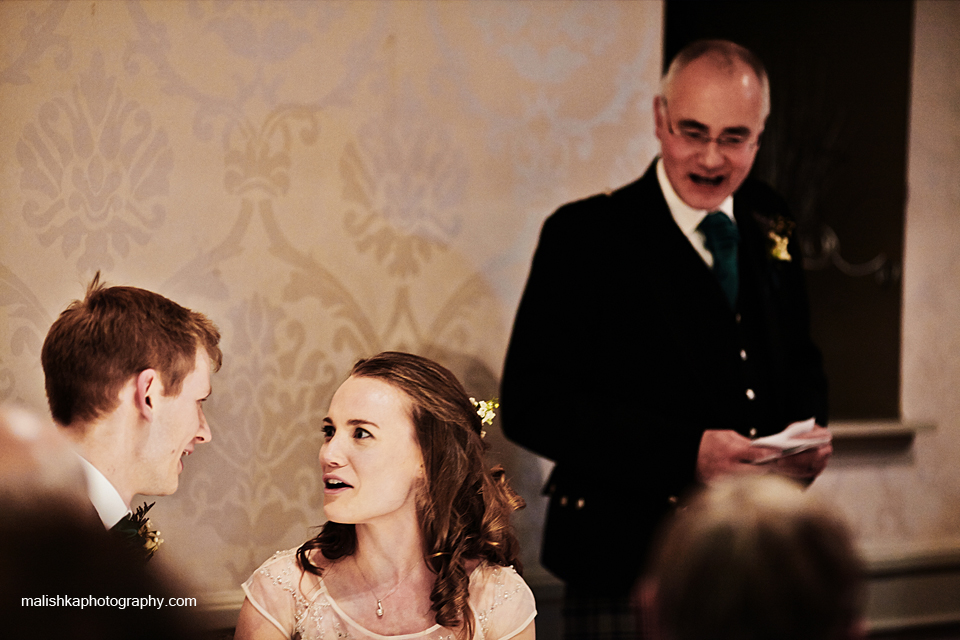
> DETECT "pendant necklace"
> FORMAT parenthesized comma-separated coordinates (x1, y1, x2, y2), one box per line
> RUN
(353, 555, 419, 618)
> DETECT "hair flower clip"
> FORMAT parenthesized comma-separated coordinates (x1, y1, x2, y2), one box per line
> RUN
(469, 397, 499, 439)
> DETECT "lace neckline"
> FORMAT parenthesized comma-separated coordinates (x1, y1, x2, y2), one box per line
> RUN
(315, 562, 485, 639)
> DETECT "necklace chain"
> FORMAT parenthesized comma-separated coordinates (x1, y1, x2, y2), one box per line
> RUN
(353, 555, 419, 618)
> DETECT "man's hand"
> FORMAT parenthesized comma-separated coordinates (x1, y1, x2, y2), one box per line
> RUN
(771, 425, 832, 481)
(696, 430, 775, 484)
(696, 426, 833, 485)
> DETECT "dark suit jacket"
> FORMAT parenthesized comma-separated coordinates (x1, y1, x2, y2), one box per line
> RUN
(501, 162, 827, 594)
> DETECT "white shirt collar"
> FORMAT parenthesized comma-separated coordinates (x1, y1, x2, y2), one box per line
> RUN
(77, 454, 130, 529)
(656, 157, 734, 232)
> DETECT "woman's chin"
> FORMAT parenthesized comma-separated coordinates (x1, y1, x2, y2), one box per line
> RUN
(321, 506, 356, 525)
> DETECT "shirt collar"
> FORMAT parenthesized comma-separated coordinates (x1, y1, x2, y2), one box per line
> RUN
(656, 158, 735, 233)
(77, 454, 130, 529)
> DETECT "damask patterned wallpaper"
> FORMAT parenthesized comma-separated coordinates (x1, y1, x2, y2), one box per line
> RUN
(3, 0, 959, 609)
(0, 0, 663, 596)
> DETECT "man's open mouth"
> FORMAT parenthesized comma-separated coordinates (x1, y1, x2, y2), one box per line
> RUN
(690, 173, 725, 186)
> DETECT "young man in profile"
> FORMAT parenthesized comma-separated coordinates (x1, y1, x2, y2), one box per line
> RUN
(42, 273, 221, 555)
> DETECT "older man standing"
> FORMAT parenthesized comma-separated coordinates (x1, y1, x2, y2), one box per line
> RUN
(41, 273, 221, 560)
(502, 40, 831, 638)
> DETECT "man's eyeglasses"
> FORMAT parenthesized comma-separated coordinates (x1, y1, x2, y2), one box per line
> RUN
(661, 100, 759, 153)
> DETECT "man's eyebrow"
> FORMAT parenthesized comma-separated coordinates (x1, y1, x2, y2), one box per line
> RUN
(677, 119, 753, 137)
(720, 126, 751, 137)
(677, 118, 709, 131)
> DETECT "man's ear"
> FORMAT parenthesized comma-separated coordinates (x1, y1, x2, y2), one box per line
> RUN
(653, 95, 666, 141)
(135, 369, 159, 421)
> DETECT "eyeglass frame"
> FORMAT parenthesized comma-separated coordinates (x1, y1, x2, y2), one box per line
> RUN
(659, 98, 762, 154)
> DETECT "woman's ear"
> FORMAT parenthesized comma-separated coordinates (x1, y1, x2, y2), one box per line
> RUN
(134, 369, 158, 421)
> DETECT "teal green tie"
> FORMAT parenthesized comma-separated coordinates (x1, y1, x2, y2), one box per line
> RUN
(698, 211, 739, 308)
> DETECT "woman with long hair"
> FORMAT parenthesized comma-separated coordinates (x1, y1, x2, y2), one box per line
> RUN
(235, 352, 536, 640)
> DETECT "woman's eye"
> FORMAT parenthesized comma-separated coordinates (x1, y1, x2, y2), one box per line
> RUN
(353, 427, 372, 440)
(321, 424, 335, 440)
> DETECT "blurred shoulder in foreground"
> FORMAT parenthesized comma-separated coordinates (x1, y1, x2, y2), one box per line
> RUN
(0, 404, 202, 640)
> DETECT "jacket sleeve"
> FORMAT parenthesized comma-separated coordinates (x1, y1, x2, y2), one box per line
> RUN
(500, 201, 704, 495)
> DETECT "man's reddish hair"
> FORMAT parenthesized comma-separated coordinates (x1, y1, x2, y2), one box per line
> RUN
(41, 273, 221, 426)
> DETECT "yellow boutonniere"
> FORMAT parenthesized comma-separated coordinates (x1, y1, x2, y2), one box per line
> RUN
(114, 501, 163, 561)
(766, 216, 796, 262)
(769, 230, 792, 261)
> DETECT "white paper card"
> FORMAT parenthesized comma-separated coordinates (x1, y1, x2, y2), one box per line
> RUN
(749, 418, 830, 463)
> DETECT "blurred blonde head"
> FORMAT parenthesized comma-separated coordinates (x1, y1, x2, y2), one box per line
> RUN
(643, 475, 864, 640)
(0, 404, 86, 510)
(0, 404, 200, 638)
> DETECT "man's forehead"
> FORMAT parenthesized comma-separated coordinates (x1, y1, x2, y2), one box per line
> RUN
(675, 51, 759, 83)
(671, 55, 762, 93)
(667, 67, 765, 129)
(183, 350, 212, 387)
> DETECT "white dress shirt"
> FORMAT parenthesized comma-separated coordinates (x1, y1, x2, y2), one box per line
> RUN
(656, 158, 735, 267)
(77, 454, 130, 529)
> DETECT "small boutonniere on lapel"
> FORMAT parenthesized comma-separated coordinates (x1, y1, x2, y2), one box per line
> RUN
(113, 501, 163, 562)
(761, 215, 796, 262)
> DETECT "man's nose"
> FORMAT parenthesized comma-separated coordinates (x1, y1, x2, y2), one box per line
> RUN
(699, 140, 725, 168)
(196, 408, 212, 443)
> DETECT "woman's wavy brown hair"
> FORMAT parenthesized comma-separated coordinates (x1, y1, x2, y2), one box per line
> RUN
(297, 351, 524, 639)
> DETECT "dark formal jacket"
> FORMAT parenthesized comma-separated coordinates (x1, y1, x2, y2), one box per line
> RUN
(501, 162, 827, 594)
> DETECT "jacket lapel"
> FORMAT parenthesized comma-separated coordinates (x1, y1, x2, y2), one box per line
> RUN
(616, 165, 739, 356)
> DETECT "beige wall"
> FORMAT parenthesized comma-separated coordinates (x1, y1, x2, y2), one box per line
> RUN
(0, 0, 662, 595)
(2, 0, 959, 617)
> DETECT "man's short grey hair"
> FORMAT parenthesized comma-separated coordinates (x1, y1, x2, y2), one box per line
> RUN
(661, 39, 771, 120)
